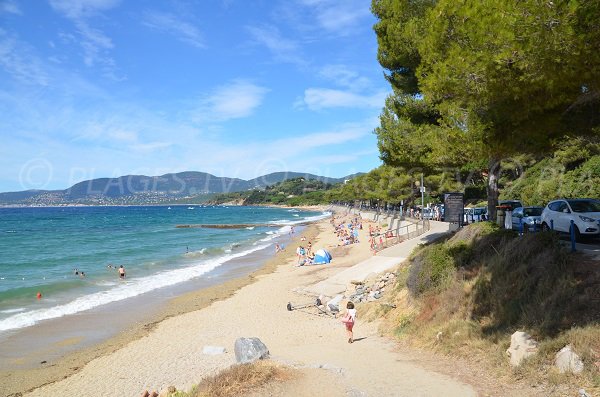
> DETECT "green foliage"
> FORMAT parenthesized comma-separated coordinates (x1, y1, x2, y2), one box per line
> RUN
(407, 243, 455, 296)
(209, 178, 335, 206)
(502, 154, 600, 205)
(372, 0, 600, 217)
(407, 222, 501, 297)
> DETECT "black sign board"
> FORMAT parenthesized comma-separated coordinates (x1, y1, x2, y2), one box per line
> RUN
(444, 192, 464, 225)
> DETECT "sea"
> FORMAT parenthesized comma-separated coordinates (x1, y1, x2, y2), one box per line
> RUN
(0, 205, 327, 339)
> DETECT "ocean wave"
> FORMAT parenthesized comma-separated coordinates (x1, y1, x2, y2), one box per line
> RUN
(184, 248, 207, 257)
(268, 211, 332, 227)
(0, 308, 25, 314)
(0, 243, 271, 333)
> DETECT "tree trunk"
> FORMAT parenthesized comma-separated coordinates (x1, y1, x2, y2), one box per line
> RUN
(487, 158, 501, 221)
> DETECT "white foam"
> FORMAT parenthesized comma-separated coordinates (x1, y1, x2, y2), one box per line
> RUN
(270, 211, 331, 226)
(0, 243, 271, 333)
(0, 308, 25, 314)
(184, 248, 207, 258)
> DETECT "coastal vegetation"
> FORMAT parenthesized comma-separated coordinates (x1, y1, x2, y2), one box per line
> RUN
(362, 223, 600, 392)
(207, 177, 335, 206)
(170, 361, 291, 397)
(371, 0, 600, 220)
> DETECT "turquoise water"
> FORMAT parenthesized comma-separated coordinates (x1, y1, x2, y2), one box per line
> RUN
(0, 205, 326, 332)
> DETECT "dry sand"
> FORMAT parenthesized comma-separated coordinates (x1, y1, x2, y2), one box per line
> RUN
(13, 214, 483, 397)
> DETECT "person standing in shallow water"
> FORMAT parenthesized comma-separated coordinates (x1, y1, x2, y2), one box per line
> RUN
(342, 301, 357, 343)
(118, 265, 125, 279)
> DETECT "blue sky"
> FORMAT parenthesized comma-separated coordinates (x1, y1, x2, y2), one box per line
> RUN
(0, 0, 388, 192)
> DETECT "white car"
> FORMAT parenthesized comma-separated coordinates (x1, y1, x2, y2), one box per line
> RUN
(541, 198, 600, 240)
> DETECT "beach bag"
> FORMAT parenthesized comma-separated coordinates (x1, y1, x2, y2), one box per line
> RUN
(341, 312, 354, 324)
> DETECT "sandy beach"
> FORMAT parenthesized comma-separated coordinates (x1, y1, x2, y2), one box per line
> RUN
(3, 210, 485, 397)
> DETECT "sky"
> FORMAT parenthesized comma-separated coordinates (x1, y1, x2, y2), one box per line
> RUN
(0, 0, 389, 193)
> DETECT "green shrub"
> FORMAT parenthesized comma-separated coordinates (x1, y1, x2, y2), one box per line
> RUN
(407, 244, 455, 296)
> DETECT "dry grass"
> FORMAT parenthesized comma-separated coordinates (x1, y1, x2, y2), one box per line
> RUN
(363, 223, 600, 392)
(186, 360, 293, 397)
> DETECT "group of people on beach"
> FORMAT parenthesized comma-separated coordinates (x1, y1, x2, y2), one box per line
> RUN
(332, 217, 361, 246)
(295, 240, 314, 266)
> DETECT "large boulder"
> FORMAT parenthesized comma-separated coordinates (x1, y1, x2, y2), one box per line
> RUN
(506, 331, 538, 367)
(234, 337, 270, 364)
(555, 345, 584, 374)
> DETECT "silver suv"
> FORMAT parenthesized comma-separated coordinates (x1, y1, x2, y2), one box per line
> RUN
(541, 198, 600, 240)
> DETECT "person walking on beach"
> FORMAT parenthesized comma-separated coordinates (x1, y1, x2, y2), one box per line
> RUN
(341, 301, 357, 343)
(118, 265, 126, 279)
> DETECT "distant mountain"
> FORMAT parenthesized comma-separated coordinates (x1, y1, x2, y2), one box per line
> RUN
(0, 171, 363, 206)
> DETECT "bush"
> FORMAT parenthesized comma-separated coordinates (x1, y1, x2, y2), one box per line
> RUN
(471, 232, 584, 336)
(407, 244, 455, 296)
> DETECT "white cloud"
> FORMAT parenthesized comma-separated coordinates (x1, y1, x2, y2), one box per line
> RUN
(1, 0, 21, 15)
(318, 64, 371, 90)
(141, 11, 205, 48)
(246, 24, 305, 65)
(168, 118, 378, 180)
(48, 0, 120, 19)
(194, 80, 269, 122)
(48, 0, 120, 73)
(0, 31, 50, 86)
(296, 0, 371, 36)
(299, 88, 387, 110)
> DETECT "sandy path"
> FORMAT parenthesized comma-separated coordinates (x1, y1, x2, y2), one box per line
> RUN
(24, 216, 476, 397)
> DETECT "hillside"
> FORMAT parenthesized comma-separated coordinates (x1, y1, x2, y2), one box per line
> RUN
(0, 171, 359, 206)
(364, 223, 600, 393)
(208, 177, 337, 206)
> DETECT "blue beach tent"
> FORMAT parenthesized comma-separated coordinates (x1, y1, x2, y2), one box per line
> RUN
(313, 249, 332, 264)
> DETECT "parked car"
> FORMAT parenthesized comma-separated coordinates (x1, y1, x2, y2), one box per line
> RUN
(498, 200, 523, 211)
(464, 207, 487, 223)
(511, 206, 543, 230)
(540, 198, 600, 240)
(421, 208, 435, 220)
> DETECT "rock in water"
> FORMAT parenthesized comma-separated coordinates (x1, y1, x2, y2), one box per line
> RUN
(234, 337, 270, 364)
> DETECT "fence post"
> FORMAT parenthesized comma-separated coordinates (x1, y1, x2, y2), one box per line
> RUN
(570, 220, 576, 252)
